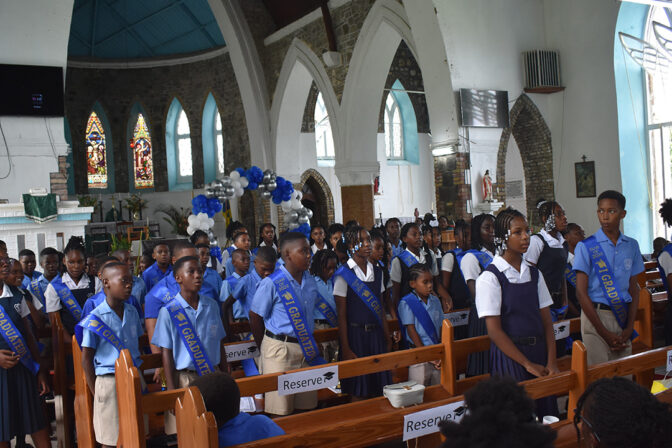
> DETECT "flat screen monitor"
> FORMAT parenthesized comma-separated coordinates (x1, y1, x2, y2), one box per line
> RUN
(459, 88, 509, 128)
(0, 64, 64, 116)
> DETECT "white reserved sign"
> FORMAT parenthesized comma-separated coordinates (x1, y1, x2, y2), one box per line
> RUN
(444, 310, 469, 327)
(225, 341, 259, 362)
(553, 321, 570, 340)
(667, 349, 672, 373)
(278, 365, 339, 396)
(403, 400, 466, 441)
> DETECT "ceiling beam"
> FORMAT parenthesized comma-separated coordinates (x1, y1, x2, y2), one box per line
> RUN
(152, 22, 212, 51)
(95, 0, 156, 56)
(177, 2, 218, 47)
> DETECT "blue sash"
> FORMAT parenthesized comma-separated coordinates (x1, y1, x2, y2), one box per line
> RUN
(315, 293, 338, 327)
(74, 312, 127, 353)
(460, 249, 493, 270)
(226, 246, 235, 256)
(241, 334, 260, 377)
(51, 276, 83, 322)
(334, 265, 384, 327)
(270, 270, 325, 366)
(398, 250, 419, 268)
(657, 244, 672, 290)
(29, 280, 46, 308)
(565, 263, 577, 288)
(0, 303, 40, 375)
(400, 293, 439, 345)
(165, 298, 215, 376)
(583, 236, 637, 340)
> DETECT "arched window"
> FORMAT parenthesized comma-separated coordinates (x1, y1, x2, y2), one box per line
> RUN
(384, 92, 403, 159)
(215, 110, 224, 175)
(202, 93, 224, 183)
(166, 99, 192, 190)
(130, 113, 154, 189)
(86, 111, 108, 189)
(176, 110, 192, 178)
(314, 92, 334, 161)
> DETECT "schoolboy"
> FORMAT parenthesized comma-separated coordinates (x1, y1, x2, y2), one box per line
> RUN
(225, 231, 255, 277)
(86, 255, 100, 278)
(80, 262, 144, 448)
(19, 249, 41, 290)
(196, 244, 223, 296)
(81, 256, 143, 319)
(111, 248, 147, 306)
(190, 371, 284, 447)
(221, 222, 248, 266)
(223, 247, 276, 325)
(138, 253, 153, 275)
(152, 255, 228, 433)
(573, 190, 645, 366)
(219, 249, 250, 321)
(28, 247, 61, 310)
(142, 242, 172, 292)
(249, 232, 321, 416)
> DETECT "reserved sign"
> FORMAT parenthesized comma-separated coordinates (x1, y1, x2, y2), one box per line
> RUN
(444, 311, 469, 327)
(225, 341, 259, 362)
(667, 349, 672, 373)
(403, 400, 466, 441)
(553, 321, 570, 340)
(278, 365, 339, 396)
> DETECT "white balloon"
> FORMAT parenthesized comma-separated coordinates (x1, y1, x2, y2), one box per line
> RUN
(294, 191, 303, 201)
(187, 225, 196, 235)
(281, 200, 292, 212)
(239, 177, 249, 188)
(236, 187, 245, 197)
(207, 218, 215, 228)
(188, 214, 198, 225)
(230, 170, 241, 180)
(232, 180, 241, 190)
(291, 198, 302, 210)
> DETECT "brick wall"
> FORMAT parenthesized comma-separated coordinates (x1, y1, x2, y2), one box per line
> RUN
(434, 151, 471, 220)
(50, 155, 71, 200)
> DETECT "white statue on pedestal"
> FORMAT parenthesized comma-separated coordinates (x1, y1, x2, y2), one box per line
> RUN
(482, 170, 493, 203)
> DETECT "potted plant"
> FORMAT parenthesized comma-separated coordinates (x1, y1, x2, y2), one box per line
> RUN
(157, 205, 190, 236)
(124, 193, 148, 221)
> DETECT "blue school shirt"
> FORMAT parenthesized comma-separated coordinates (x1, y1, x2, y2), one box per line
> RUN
(142, 262, 173, 293)
(391, 241, 404, 258)
(398, 294, 443, 346)
(312, 276, 335, 320)
(219, 273, 241, 302)
(231, 269, 264, 320)
(224, 252, 255, 277)
(27, 274, 52, 308)
(572, 228, 645, 306)
(132, 276, 147, 306)
(250, 265, 317, 337)
(217, 412, 284, 447)
(80, 300, 143, 375)
(82, 290, 144, 320)
(203, 267, 223, 297)
(21, 271, 42, 290)
(151, 293, 226, 370)
(144, 274, 218, 320)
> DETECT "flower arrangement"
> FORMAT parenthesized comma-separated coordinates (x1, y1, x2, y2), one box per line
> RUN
(77, 195, 99, 208)
(124, 194, 148, 217)
(157, 205, 191, 236)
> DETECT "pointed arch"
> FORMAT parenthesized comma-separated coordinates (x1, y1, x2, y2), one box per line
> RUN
(127, 103, 155, 191)
(166, 97, 193, 191)
(202, 92, 225, 184)
(85, 102, 115, 193)
(271, 38, 341, 179)
(299, 169, 335, 227)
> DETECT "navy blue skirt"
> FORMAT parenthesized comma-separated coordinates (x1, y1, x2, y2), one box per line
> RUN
(340, 325, 391, 398)
(0, 363, 46, 441)
(466, 306, 489, 376)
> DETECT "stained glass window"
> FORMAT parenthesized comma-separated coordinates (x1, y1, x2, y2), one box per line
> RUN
(130, 113, 154, 189)
(86, 111, 107, 189)
(384, 92, 403, 159)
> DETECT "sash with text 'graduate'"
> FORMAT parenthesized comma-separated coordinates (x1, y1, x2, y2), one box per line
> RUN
(583, 236, 637, 340)
(270, 270, 326, 366)
(29, 280, 47, 308)
(165, 298, 215, 376)
(565, 263, 577, 288)
(458, 249, 493, 270)
(334, 265, 384, 326)
(75, 313, 129, 357)
(399, 293, 439, 346)
(398, 251, 419, 268)
(51, 275, 83, 322)
(315, 293, 338, 327)
(0, 303, 40, 375)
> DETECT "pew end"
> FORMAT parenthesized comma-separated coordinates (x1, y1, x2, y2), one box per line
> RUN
(175, 386, 218, 448)
(71, 335, 96, 448)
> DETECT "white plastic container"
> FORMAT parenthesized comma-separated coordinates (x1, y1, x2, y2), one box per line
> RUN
(383, 381, 425, 408)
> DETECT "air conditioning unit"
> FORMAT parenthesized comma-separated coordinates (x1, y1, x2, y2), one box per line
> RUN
(522, 50, 561, 89)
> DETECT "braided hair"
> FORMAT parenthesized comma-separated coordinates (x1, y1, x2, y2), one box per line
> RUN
(659, 198, 672, 228)
(470, 214, 495, 251)
(369, 228, 391, 286)
(336, 225, 366, 258)
(309, 249, 339, 277)
(536, 199, 561, 232)
(400, 222, 420, 250)
(63, 236, 87, 259)
(257, 223, 277, 247)
(574, 377, 672, 448)
(327, 223, 345, 250)
(494, 208, 526, 252)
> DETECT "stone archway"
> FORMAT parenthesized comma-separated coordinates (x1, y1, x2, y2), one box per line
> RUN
(299, 169, 335, 227)
(495, 94, 554, 227)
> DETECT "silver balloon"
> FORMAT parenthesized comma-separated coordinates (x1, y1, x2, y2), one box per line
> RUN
(207, 229, 215, 240)
(221, 177, 233, 187)
(217, 195, 228, 202)
(287, 210, 299, 222)
(205, 190, 216, 199)
(304, 208, 313, 219)
(211, 179, 224, 189)
(263, 169, 272, 183)
(298, 215, 310, 224)
(258, 183, 267, 192)
(267, 180, 277, 191)
(270, 173, 277, 182)
(224, 186, 236, 196)
(261, 190, 272, 200)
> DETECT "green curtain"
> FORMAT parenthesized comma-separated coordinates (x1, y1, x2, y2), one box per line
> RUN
(23, 194, 58, 223)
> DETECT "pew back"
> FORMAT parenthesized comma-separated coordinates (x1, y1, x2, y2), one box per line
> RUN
(175, 386, 218, 448)
(71, 335, 96, 448)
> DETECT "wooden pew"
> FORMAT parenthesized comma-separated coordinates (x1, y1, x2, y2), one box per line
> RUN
(175, 386, 218, 448)
(51, 313, 74, 448)
(71, 336, 96, 448)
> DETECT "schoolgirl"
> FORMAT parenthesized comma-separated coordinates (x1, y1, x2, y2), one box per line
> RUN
(656, 199, 672, 345)
(440, 219, 472, 340)
(309, 249, 339, 362)
(334, 226, 391, 398)
(6, 259, 45, 331)
(327, 223, 347, 265)
(563, 223, 585, 319)
(254, 223, 278, 255)
(385, 218, 404, 258)
(475, 208, 558, 417)
(310, 225, 328, 255)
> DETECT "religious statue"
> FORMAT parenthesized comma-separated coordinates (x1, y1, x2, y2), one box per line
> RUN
(482, 170, 493, 202)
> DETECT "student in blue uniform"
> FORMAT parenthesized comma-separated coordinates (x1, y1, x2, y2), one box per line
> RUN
(440, 219, 471, 340)
(19, 249, 41, 291)
(27, 248, 61, 313)
(191, 230, 224, 276)
(197, 244, 223, 296)
(190, 371, 284, 447)
(573, 191, 645, 366)
(111, 249, 147, 306)
(310, 249, 339, 362)
(45, 238, 102, 335)
(656, 199, 672, 345)
(475, 208, 558, 417)
(399, 264, 443, 386)
(219, 249, 250, 323)
(7, 259, 46, 331)
(81, 256, 143, 319)
(249, 232, 320, 416)
(0, 256, 51, 448)
(225, 232, 254, 277)
(334, 226, 392, 399)
(254, 223, 278, 255)
(79, 262, 144, 448)
(142, 242, 172, 292)
(221, 222, 248, 267)
(385, 218, 404, 259)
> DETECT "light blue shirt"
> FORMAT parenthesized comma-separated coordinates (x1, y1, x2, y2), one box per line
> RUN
(219, 272, 241, 302)
(131, 276, 147, 306)
(573, 228, 645, 306)
(82, 290, 144, 320)
(80, 300, 143, 375)
(27, 274, 52, 309)
(21, 271, 42, 290)
(142, 262, 172, 293)
(232, 269, 264, 320)
(312, 276, 335, 320)
(151, 293, 226, 371)
(217, 412, 284, 447)
(203, 267, 223, 297)
(250, 265, 317, 337)
(224, 252, 255, 277)
(398, 293, 443, 346)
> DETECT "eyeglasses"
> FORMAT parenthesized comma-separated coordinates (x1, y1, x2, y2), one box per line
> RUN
(573, 408, 601, 444)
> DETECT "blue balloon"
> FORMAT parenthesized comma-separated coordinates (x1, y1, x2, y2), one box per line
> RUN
(235, 167, 246, 176)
